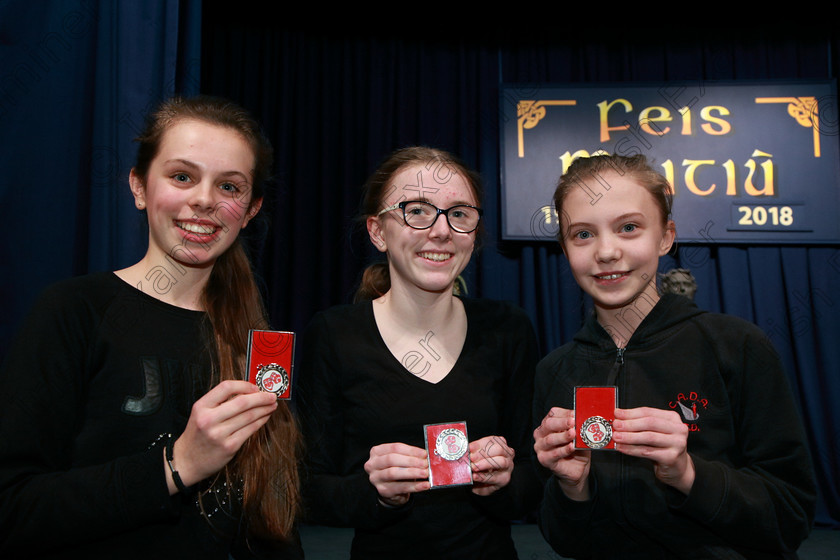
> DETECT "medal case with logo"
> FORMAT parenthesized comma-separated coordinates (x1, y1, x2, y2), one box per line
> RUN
(424, 421, 473, 488)
(246, 330, 295, 400)
(574, 386, 617, 450)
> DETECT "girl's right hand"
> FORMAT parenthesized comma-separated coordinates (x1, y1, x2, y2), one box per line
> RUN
(533, 407, 592, 501)
(364, 443, 430, 506)
(167, 380, 278, 493)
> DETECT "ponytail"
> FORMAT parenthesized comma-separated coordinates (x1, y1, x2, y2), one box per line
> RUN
(353, 262, 390, 302)
(202, 239, 301, 539)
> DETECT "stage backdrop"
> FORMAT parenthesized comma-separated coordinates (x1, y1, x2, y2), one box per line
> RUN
(1, 7, 837, 528)
(0, 0, 201, 355)
(501, 81, 840, 244)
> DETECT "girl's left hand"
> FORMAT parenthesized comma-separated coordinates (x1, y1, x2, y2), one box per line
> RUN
(170, 380, 278, 493)
(612, 407, 695, 494)
(469, 435, 515, 496)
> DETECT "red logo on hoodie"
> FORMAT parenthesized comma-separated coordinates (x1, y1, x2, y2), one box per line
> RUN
(668, 392, 708, 432)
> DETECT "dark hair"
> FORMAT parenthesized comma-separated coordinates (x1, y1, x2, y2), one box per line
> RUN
(133, 96, 300, 540)
(355, 146, 483, 302)
(553, 153, 673, 245)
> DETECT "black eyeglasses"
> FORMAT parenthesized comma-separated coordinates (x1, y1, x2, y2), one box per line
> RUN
(378, 201, 483, 233)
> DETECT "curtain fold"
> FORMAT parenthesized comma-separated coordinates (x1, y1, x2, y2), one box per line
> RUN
(1, 0, 201, 358)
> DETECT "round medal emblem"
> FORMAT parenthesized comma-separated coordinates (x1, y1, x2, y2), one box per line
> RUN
(580, 415, 612, 449)
(256, 363, 289, 397)
(434, 428, 469, 461)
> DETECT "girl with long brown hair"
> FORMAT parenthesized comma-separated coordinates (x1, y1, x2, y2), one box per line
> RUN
(0, 96, 301, 558)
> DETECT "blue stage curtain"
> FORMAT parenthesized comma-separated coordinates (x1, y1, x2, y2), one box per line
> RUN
(0, 0, 200, 356)
(201, 24, 839, 527)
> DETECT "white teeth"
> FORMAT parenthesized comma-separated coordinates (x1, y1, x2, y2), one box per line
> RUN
(420, 252, 451, 262)
(598, 273, 623, 280)
(177, 222, 216, 234)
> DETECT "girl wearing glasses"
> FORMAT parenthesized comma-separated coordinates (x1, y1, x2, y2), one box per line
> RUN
(297, 147, 542, 558)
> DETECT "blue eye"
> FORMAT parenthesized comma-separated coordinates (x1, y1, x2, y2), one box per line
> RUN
(219, 182, 239, 193)
(621, 224, 637, 233)
(173, 173, 190, 183)
(574, 230, 592, 240)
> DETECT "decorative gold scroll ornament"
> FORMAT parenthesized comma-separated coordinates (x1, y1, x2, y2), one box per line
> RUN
(755, 97, 820, 157)
(517, 100, 577, 157)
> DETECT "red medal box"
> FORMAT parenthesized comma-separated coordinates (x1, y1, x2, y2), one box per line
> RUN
(246, 330, 295, 400)
(424, 421, 473, 488)
(574, 386, 617, 450)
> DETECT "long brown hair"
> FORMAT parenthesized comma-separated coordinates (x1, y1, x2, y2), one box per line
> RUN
(134, 96, 300, 539)
(354, 146, 484, 302)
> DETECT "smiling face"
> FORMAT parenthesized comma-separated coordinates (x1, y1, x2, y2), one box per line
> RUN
(367, 162, 478, 296)
(560, 171, 675, 340)
(130, 119, 260, 270)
